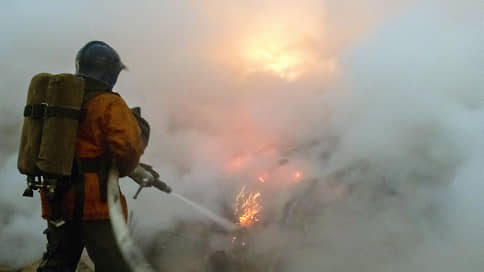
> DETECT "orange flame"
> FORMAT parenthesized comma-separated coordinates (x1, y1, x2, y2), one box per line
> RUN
(258, 173, 269, 183)
(234, 186, 262, 227)
(293, 171, 303, 182)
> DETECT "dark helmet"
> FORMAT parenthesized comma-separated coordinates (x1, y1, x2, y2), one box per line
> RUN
(75, 41, 126, 88)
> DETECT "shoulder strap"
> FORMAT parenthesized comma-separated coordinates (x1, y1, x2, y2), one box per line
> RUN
(83, 90, 109, 104)
(24, 104, 82, 120)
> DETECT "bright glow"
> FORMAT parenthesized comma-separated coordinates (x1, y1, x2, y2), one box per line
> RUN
(244, 37, 307, 80)
(293, 171, 303, 182)
(234, 186, 262, 227)
(225, 155, 248, 172)
(258, 173, 269, 183)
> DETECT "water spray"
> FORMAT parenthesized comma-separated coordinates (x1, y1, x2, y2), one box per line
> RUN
(130, 163, 239, 232)
(171, 192, 239, 232)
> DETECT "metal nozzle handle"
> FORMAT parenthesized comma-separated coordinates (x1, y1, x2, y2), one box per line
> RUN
(133, 185, 144, 199)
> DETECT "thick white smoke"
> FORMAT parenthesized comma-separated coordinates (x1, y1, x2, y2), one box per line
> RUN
(0, 0, 482, 271)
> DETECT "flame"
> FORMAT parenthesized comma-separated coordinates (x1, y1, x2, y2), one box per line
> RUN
(234, 186, 262, 227)
(244, 38, 306, 80)
(293, 171, 303, 182)
(258, 173, 269, 183)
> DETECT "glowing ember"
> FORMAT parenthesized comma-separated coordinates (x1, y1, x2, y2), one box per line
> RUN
(258, 173, 269, 183)
(293, 171, 303, 182)
(234, 186, 262, 227)
(232, 235, 247, 247)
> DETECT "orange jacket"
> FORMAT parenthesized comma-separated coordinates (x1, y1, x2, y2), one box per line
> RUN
(41, 92, 145, 220)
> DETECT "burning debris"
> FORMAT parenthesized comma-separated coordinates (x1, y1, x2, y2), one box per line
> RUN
(136, 153, 340, 271)
(292, 171, 302, 183)
(234, 186, 263, 227)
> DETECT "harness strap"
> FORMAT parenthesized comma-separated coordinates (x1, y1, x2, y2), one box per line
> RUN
(78, 155, 110, 202)
(70, 90, 112, 216)
(72, 173, 84, 221)
(78, 156, 104, 173)
(24, 104, 82, 120)
(83, 89, 108, 104)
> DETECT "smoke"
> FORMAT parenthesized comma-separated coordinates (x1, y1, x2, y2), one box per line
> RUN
(0, 0, 483, 270)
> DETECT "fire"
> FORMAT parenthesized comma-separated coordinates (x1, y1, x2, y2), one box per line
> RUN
(258, 173, 269, 183)
(293, 171, 303, 182)
(234, 186, 262, 227)
(244, 37, 306, 81)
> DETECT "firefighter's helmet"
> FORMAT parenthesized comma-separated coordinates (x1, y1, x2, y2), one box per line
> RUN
(75, 41, 125, 88)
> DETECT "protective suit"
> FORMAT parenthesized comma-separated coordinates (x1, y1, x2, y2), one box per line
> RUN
(39, 91, 145, 220)
(36, 41, 144, 272)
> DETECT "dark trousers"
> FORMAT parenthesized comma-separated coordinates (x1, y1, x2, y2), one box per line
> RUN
(37, 220, 131, 272)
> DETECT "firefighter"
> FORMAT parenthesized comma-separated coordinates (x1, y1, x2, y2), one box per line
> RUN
(37, 41, 145, 271)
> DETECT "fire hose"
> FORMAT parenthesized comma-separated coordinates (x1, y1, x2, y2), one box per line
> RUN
(107, 165, 157, 272)
(107, 163, 238, 271)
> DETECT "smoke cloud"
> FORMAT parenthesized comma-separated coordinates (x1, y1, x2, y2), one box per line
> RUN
(0, 0, 482, 271)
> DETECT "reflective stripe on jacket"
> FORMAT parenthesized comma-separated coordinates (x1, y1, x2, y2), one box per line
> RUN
(41, 92, 145, 220)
